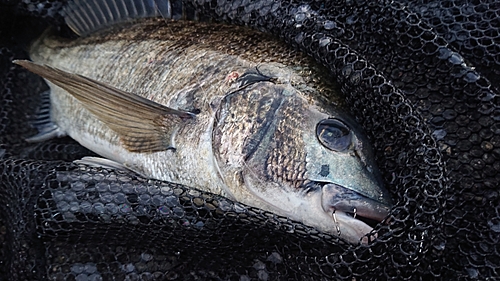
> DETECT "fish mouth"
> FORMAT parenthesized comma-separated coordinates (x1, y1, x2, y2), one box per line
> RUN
(320, 183, 392, 228)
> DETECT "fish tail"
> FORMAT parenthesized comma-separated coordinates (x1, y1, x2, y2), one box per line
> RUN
(23, 89, 66, 143)
(27, 27, 56, 60)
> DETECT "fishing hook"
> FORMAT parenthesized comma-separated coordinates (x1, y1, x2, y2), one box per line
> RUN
(331, 210, 341, 237)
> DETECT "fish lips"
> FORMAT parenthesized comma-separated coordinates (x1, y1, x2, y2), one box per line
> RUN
(321, 183, 392, 224)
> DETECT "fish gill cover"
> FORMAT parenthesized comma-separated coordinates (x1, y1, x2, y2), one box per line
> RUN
(0, 0, 499, 280)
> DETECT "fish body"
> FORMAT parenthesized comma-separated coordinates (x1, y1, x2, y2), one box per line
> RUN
(18, 18, 391, 244)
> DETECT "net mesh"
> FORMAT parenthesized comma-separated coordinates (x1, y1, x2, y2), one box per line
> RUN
(0, 0, 499, 280)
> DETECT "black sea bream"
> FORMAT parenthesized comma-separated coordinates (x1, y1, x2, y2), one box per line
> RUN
(15, 17, 391, 244)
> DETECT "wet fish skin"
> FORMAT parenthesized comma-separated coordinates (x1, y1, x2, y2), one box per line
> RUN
(19, 18, 391, 244)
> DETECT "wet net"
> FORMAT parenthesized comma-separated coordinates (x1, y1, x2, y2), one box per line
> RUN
(0, 0, 499, 280)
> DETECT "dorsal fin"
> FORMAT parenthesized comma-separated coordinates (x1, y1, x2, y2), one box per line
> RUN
(64, 0, 174, 36)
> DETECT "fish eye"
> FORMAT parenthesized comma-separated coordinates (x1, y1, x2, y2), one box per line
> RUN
(316, 119, 353, 152)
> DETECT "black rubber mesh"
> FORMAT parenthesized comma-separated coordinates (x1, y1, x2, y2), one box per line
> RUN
(0, 0, 499, 280)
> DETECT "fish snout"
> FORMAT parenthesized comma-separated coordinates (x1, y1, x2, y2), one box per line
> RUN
(321, 183, 391, 224)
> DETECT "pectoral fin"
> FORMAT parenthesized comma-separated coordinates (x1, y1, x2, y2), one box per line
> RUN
(14, 60, 195, 153)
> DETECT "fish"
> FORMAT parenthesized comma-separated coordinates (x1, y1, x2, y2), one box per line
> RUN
(13, 2, 392, 244)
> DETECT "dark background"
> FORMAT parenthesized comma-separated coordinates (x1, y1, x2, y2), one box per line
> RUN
(0, 0, 499, 280)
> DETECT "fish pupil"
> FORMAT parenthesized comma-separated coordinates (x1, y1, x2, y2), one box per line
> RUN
(316, 119, 352, 152)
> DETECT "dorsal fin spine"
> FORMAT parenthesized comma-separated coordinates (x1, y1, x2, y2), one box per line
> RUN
(85, 1, 101, 27)
(66, 1, 90, 34)
(101, 1, 114, 22)
(92, 1, 110, 25)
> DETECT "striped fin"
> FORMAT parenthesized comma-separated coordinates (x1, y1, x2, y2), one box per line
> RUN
(14, 60, 196, 153)
(64, 0, 178, 36)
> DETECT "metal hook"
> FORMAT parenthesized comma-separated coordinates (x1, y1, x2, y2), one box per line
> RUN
(331, 210, 341, 237)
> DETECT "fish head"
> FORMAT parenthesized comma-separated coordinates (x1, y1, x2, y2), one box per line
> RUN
(299, 110, 393, 243)
(213, 68, 392, 244)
